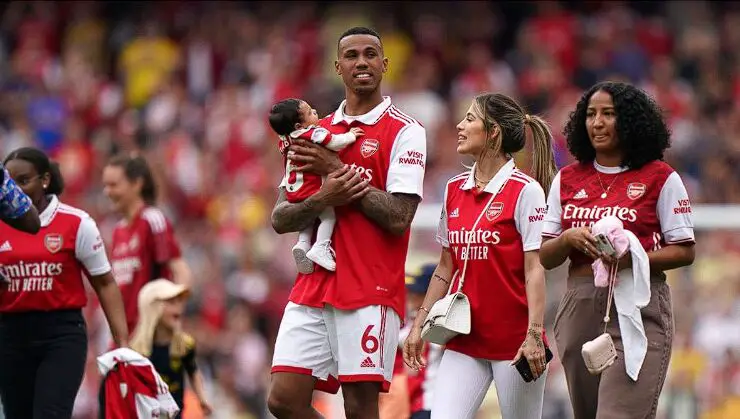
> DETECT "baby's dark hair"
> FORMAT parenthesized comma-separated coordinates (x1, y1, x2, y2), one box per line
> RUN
(268, 98, 303, 137)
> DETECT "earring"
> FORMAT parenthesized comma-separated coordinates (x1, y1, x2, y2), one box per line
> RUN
(43, 184, 48, 190)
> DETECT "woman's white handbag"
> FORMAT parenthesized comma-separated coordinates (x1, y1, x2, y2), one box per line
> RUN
(420, 290, 471, 345)
(582, 333, 617, 374)
(421, 189, 502, 346)
(582, 263, 618, 375)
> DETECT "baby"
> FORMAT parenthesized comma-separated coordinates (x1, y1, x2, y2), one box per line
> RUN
(268, 98, 363, 274)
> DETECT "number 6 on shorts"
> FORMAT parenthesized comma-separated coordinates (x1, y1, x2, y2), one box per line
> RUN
(330, 305, 400, 391)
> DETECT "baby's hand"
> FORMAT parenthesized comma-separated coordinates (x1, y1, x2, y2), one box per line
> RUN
(350, 127, 365, 138)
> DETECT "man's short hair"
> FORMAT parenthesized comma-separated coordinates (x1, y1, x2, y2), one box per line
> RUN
(337, 26, 382, 49)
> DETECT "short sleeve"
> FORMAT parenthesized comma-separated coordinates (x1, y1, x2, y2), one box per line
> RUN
(515, 182, 548, 251)
(542, 171, 563, 238)
(76, 216, 112, 276)
(435, 185, 450, 248)
(293, 127, 330, 145)
(386, 124, 427, 198)
(657, 171, 695, 244)
(0, 167, 32, 220)
(143, 208, 182, 264)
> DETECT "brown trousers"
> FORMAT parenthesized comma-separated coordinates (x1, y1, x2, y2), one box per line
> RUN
(553, 275, 674, 419)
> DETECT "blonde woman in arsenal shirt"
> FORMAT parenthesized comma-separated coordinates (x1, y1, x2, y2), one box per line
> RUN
(404, 92, 557, 419)
(540, 81, 696, 419)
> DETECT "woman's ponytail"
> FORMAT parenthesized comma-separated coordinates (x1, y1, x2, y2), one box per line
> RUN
(524, 115, 558, 195)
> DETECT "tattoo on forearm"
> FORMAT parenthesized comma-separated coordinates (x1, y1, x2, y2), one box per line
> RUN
(270, 189, 323, 234)
(358, 189, 420, 235)
(529, 322, 544, 329)
(527, 327, 545, 348)
(433, 274, 449, 285)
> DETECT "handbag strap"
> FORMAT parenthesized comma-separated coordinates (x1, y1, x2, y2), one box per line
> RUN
(453, 179, 509, 294)
(602, 262, 619, 334)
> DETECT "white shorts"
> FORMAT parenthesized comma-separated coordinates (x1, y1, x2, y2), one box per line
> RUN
(271, 302, 401, 393)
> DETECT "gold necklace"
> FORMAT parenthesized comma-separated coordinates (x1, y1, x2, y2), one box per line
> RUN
(474, 174, 490, 188)
(596, 172, 619, 199)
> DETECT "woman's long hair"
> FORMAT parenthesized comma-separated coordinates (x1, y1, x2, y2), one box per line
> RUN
(130, 299, 189, 358)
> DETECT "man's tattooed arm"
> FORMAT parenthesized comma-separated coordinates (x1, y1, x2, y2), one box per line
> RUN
(356, 187, 420, 236)
(270, 188, 325, 234)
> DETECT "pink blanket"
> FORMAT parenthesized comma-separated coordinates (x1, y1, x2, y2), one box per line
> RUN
(591, 216, 631, 287)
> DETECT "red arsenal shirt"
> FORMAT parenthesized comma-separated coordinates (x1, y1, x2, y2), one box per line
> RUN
(436, 160, 548, 360)
(542, 160, 695, 269)
(279, 125, 329, 203)
(286, 97, 427, 320)
(0, 195, 110, 312)
(110, 206, 181, 331)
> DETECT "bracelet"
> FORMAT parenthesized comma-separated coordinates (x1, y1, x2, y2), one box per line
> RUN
(418, 306, 430, 314)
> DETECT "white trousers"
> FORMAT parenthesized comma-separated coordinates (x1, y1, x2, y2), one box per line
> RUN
(430, 349, 547, 419)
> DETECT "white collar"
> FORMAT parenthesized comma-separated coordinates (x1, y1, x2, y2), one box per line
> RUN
(39, 195, 60, 227)
(331, 97, 392, 126)
(594, 160, 628, 174)
(461, 159, 517, 194)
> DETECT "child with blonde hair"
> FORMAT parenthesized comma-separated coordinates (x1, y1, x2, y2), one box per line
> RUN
(130, 279, 212, 417)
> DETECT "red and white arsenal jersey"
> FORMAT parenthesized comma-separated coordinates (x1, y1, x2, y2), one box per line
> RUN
(288, 96, 426, 320)
(0, 195, 110, 312)
(542, 160, 695, 269)
(279, 125, 334, 203)
(110, 206, 181, 332)
(436, 160, 548, 360)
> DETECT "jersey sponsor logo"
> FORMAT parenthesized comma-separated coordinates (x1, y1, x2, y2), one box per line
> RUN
(92, 235, 104, 252)
(529, 207, 547, 223)
(486, 202, 504, 221)
(360, 138, 380, 158)
(627, 183, 646, 200)
(348, 163, 374, 182)
(398, 150, 425, 168)
(447, 228, 501, 246)
(673, 199, 692, 214)
(44, 234, 63, 254)
(563, 203, 638, 227)
(448, 227, 500, 260)
(3, 261, 64, 292)
(112, 257, 142, 285)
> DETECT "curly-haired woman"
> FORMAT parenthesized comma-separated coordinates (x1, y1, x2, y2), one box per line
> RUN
(539, 81, 696, 419)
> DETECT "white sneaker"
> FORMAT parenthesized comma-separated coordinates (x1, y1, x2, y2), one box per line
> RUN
(292, 241, 314, 274)
(306, 239, 336, 272)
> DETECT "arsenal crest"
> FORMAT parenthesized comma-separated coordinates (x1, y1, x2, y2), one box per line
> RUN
(486, 202, 504, 221)
(44, 234, 63, 254)
(360, 139, 379, 158)
(627, 183, 646, 200)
